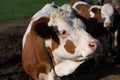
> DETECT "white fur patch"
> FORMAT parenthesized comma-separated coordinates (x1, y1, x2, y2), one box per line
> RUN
(39, 69, 55, 80)
(39, 73, 48, 80)
(55, 60, 84, 77)
(61, 4, 72, 14)
(72, 1, 88, 9)
(89, 11, 95, 17)
(45, 39, 52, 48)
(114, 30, 118, 47)
(47, 69, 55, 80)
(101, 3, 114, 17)
(72, 1, 88, 13)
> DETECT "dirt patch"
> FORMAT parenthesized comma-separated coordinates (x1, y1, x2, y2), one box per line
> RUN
(0, 19, 120, 80)
(0, 19, 30, 80)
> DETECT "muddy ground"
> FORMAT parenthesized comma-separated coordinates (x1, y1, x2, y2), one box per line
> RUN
(0, 19, 120, 80)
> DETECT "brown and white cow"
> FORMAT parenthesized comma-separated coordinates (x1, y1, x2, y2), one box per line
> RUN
(22, 2, 102, 80)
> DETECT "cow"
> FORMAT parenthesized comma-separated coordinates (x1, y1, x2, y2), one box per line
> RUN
(22, 2, 102, 80)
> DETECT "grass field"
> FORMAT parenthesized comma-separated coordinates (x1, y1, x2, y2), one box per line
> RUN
(0, 0, 70, 22)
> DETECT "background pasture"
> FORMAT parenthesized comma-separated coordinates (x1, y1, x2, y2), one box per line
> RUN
(0, 0, 69, 21)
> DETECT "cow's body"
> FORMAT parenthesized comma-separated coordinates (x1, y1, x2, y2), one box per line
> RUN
(22, 3, 102, 80)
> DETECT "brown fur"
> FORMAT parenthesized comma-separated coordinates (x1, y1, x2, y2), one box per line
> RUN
(64, 40, 76, 54)
(22, 17, 59, 80)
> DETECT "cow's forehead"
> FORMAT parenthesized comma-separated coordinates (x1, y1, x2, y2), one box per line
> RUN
(101, 3, 114, 16)
(49, 8, 86, 30)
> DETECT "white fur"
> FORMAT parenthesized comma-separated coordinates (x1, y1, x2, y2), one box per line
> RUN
(47, 69, 55, 80)
(39, 70, 55, 80)
(39, 73, 48, 80)
(45, 39, 52, 48)
(72, 1, 88, 9)
(55, 60, 84, 77)
(114, 30, 118, 47)
(61, 4, 75, 17)
(72, 1, 88, 13)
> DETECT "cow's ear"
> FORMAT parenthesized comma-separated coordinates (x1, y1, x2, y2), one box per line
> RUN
(32, 17, 53, 39)
(91, 8, 101, 14)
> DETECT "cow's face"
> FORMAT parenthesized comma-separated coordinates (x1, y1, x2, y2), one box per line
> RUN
(101, 3, 114, 28)
(48, 9, 102, 62)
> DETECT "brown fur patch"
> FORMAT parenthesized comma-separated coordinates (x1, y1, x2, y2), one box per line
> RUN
(91, 8, 103, 23)
(52, 39, 59, 51)
(64, 40, 76, 54)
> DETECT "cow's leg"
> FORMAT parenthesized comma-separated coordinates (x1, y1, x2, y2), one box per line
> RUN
(55, 60, 84, 77)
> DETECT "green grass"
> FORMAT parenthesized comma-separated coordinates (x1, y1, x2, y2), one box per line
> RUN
(0, 0, 70, 22)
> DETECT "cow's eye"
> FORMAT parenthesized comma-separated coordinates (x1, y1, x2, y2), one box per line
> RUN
(62, 30, 67, 35)
(59, 30, 69, 39)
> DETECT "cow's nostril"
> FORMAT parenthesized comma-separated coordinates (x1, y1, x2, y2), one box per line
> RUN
(89, 41, 97, 51)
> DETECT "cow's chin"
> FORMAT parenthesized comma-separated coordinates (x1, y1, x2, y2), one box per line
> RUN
(72, 56, 88, 62)
(80, 49, 94, 57)
(82, 49, 102, 60)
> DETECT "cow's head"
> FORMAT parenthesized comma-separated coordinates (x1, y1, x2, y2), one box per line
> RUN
(89, 3, 114, 28)
(48, 8, 102, 62)
(101, 3, 114, 28)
